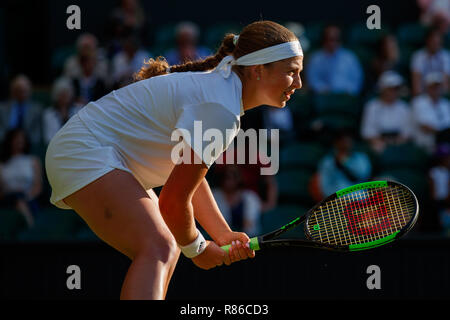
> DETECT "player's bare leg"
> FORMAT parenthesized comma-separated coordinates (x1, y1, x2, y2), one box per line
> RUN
(63, 169, 181, 299)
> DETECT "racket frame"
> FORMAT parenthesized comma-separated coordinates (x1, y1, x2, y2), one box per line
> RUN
(251, 180, 419, 252)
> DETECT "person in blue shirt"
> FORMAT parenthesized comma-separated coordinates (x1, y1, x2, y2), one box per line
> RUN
(0, 75, 43, 152)
(306, 24, 364, 95)
(318, 129, 372, 196)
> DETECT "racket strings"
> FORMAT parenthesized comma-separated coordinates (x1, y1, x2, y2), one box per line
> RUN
(306, 185, 416, 246)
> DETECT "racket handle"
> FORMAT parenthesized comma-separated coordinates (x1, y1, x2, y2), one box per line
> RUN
(221, 237, 260, 253)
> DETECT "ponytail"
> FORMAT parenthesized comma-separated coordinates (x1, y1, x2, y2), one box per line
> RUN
(134, 33, 236, 81)
(134, 56, 170, 81)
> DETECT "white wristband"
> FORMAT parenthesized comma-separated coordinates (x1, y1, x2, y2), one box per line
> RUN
(178, 230, 207, 258)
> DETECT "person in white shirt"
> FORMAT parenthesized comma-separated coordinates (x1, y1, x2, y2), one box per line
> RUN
(111, 33, 152, 88)
(45, 20, 304, 300)
(43, 77, 82, 145)
(360, 71, 412, 153)
(63, 33, 109, 83)
(0, 128, 43, 228)
(411, 28, 450, 96)
(411, 72, 450, 153)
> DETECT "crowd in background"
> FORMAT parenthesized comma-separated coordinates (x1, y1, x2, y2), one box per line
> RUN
(1, 0, 450, 240)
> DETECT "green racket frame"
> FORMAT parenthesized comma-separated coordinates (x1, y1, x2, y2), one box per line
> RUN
(221, 180, 419, 253)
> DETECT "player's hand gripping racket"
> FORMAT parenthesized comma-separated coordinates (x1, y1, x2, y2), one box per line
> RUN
(221, 181, 419, 252)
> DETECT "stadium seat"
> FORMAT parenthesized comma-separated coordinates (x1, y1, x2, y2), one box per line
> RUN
(378, 142, 429, 171)
(51, 45, 76, 75)
(396, 23, 427, 48)
(203, 22, 241, 49)
(445, 32, 450, 50)
(353, 140, 378, 171)
(445, 91, 450, 100)
(149, 44, 170, 58)
(348, 45, 375, 70)
(287, 91, 313, 118)
(377, 168, 428, 199)
(152, 23, 177, 55)
(397, 44, 416, 78)
(154, 23, 177, 47)
(280, 141, 326, 170)
(314, 93, 361, 117)
(311, 93, 361, 133)
(346, 23, 390, 47)
(32, 88, 51, 108)
(261, 205, 309, 238)
(276, 169, 314, 205)
(34, 142, 48, 164)
(17, 207, 85, 242)
(287, 91, 315, 137)
(303, 22, 325, 51)
(0, 209, 27, 241)
(313, 113, 359, 132)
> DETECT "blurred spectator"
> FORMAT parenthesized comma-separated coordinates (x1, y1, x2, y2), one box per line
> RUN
(43, 77, 82, 145)
(63, 33, 109, 83)
(71, 52, 108, 106)
(318, 129, 372, 196)
(112, 32, 152, 88)
(104, 10, 127, 60)
(418, 0, 450, 34)
(106, 0, 148, 61)
(428, 143, 450, 236)
(165, 21, 212, 65)
(0, 75, 43, 151)
(411, 72, 450, 153)
(262, 106, 295, 144)
(110, 0, 146, 36)
(411, 28, 450, 96)
(306, 24, 364, 95)
(212, 165, 262, 236)
(0, 128, 43, 228)
(361, 71, 412, 153)
(370, 34, 401, 89)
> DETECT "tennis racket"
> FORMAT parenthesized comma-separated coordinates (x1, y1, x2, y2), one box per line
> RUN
(221, 180, 419, 253)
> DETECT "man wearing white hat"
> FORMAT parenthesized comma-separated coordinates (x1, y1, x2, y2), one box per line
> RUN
(411, 72, 450, 153)
(360, 71, 412, 153)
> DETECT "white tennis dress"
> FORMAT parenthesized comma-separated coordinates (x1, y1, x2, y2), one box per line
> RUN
(45, 70, 244, 209)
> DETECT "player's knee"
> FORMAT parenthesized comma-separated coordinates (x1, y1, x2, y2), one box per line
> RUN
(136, 236, 179, 264)
(160, 236, 179, 263)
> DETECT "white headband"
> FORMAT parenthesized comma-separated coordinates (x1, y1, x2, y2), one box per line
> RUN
(215, 40, 303, 78)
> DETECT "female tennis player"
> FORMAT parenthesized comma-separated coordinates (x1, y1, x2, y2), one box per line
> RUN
(45, 20, 303, 299)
